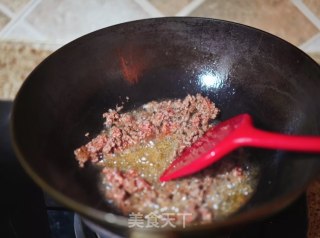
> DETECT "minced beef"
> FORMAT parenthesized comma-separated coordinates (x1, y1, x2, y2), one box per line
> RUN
(74, 94, 219, 167)
(101, 155, 257, 225)
(74, 94, 258, 225)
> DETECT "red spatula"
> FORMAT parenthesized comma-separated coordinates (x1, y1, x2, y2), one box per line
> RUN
(160, 113, 320, 182)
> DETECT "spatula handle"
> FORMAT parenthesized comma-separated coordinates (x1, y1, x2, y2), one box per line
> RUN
(239, 128, 320, 152)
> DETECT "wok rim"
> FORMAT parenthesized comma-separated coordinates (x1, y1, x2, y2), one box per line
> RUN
(10, 16, 320, 232)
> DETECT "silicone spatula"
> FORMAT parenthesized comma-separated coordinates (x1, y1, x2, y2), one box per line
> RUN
(160, 113, 320, 182)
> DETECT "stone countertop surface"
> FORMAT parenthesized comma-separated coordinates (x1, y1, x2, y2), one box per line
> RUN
(1, 41, 319, 237)
(0, 41, 52, 99)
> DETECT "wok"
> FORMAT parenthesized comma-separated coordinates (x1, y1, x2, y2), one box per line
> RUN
(11, 17, 320, 237)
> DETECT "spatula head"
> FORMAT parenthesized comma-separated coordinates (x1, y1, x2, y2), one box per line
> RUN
(159, 114, 251, 182)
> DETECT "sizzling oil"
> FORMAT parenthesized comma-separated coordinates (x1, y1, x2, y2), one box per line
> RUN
(102, 136, 178, 183)
(101, 135, 259, 221)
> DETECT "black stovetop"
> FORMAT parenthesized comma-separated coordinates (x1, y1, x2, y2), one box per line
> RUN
(0, 101, 308, 238)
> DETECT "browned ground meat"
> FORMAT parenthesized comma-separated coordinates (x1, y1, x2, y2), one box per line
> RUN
(74, 94, 258, 225)
(74, 94, 219, 167)
(101, 154, 257, 225)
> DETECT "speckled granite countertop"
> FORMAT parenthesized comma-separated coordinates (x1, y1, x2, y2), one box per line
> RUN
(1, 41, 319, 237)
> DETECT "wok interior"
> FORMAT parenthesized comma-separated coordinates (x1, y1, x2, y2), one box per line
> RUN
(12, 18, 320, 231)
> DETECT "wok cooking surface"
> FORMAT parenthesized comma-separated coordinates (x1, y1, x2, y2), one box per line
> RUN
(0, 100, 309, 237)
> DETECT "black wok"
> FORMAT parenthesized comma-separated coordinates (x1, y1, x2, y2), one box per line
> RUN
(11, 17, 320, 237)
